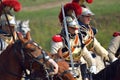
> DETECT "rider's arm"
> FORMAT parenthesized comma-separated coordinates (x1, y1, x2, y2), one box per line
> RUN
(108, 36, 120, 54)
(50, 35, 63, 54)
(82, 47, 96, 67)
(93, 38, 109, 61)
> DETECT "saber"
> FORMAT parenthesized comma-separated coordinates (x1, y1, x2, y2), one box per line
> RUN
(61, 3, 75, 74)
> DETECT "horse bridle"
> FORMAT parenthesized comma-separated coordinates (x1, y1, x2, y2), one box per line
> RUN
(60, 70, 71, 80)
(55, 59, 71, 80)
(5, 40, 52, 79)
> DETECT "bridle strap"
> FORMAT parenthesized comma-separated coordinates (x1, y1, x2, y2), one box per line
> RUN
(0, 41, 27, 78)
(13, 41, 29, 78)
(35, 49, 50, 61)
(60, 70, 71, 77)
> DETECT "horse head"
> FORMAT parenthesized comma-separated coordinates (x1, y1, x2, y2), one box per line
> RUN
(52, 48, 76, 80)
(0, 31, 58, 80)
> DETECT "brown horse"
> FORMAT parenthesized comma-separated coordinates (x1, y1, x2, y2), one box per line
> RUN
(53, 60, 76, 80)
(30, 48, 76, 80)
(0, 32, 58, 80)
(50, 48, 76, 80)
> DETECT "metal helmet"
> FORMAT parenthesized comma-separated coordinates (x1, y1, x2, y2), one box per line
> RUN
(81, 7, 94, 16)
(65, 16, 79, 28)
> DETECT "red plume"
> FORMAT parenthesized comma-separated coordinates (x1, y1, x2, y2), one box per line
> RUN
(58, 3, 74, 23)
(0, 0, 21, 12)
(86, 0, 93, 3)
(72, 2, 82, 17)
(72, 0, 93, 4)
(58, 2, 82, 23)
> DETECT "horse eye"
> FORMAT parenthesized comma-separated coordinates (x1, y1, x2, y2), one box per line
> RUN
(21, 30, 25, 33)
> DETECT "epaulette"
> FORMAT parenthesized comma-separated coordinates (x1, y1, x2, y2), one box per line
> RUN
(113, 32, 120, 37)
(52, 34, 63, 42)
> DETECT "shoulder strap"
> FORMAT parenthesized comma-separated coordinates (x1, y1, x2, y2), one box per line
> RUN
(78, 33, 85, 49)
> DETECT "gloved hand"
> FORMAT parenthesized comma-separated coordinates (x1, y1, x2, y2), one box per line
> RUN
(101, 54, 109, 61)
(89, 66, 96, 74)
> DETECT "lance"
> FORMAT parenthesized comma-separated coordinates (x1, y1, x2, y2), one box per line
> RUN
(0, 0, 16, 42)
(61, 3, 76, 75)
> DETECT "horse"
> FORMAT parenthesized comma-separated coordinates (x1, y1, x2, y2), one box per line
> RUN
(16, 20, 30, 37)
(0, 32, 58, 80)
(30, 48, 76, 80)
(52, 49, 76, 80)
(92, 58, 120, 80)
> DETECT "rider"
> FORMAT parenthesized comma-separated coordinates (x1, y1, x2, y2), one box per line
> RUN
(0, 0, 21, 53)
(0, 14, 17, 43)
(0, 0, 21, 44)
(107, 32, 119, 62)
(58, 2, 107, 73)
(77, 7, 117, 63)
(51, 16, 96, 80)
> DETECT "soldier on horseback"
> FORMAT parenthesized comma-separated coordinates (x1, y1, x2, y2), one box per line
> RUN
(0, 0, 21, 53)
(107, 32, 119, 61)
(56, 1, 118, 79)
(51, 16, 96, 80)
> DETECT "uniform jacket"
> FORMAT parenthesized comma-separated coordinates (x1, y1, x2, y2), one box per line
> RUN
(51, 30, 96, 66)
(108, 35, 120, 59)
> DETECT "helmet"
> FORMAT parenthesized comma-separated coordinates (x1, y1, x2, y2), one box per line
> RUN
(66, 16, 79, 28)
(0, 14, 16, 26)
(0, 0, 21, 12)
(81, 7, 94, 16)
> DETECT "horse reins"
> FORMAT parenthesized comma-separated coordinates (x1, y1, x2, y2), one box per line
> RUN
(16, 40, 53, 80)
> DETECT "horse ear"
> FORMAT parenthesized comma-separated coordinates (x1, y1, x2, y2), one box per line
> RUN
(26, 20, 29, 24)
(26, 31, 31, 40)
(57, 48, 64, 59)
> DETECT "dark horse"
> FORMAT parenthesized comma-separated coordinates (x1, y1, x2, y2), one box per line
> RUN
(93, 58, 120, 80)
(0, 32, 58, 80)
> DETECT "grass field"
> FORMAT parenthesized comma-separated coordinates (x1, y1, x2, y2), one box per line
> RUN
(14, 0, 120, 51)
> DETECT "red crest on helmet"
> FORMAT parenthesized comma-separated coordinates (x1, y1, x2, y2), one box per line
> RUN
(58, 2, 82, 23)
(0, 0, 21, 12)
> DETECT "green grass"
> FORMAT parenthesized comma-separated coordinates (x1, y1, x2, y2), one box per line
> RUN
(14, 0, 120, 51)
(14, 7, 61, 51)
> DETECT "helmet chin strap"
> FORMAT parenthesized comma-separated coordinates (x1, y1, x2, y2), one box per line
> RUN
(69, 33, 76, 39)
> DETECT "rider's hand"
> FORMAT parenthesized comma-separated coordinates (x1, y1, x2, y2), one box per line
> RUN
(89, 65, 96, 74)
